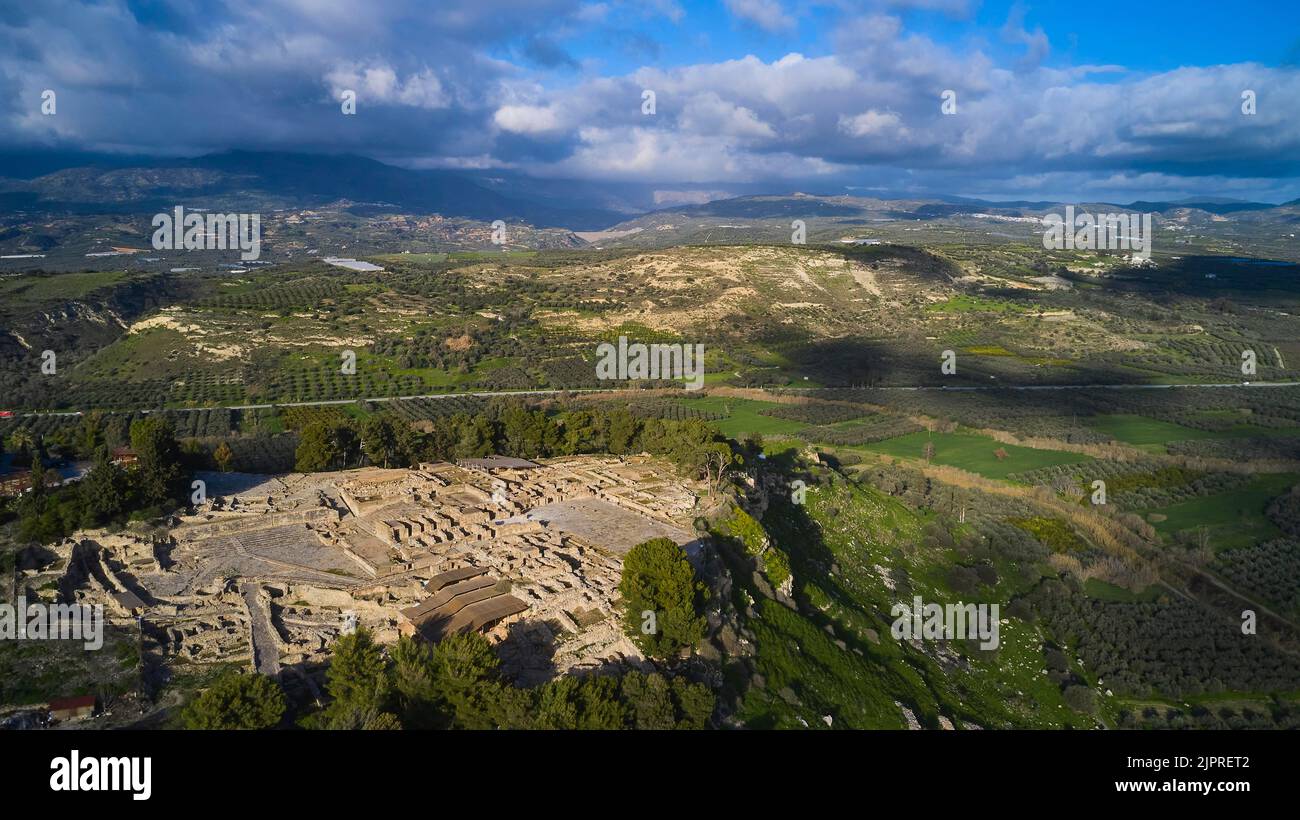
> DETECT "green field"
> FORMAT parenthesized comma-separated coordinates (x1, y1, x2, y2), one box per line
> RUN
(375, 252, 448, 263)
(1088, 413, 1300, 451)
(1084, 578, 1163, 603)
(926, 294, 1032, 314)
(856, 430, 1090, 480)
(1087, 414, 1220, 447)
(0, 270, 130, 303)
(1145, 472, 1298, 550)
(681, 397, 807, 439)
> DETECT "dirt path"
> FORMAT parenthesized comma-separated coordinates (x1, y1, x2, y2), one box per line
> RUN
(847, 261, 883, 297)
(240, 582, 281, 678)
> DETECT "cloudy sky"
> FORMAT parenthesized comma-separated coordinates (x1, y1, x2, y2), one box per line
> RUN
(2, 0, 1299, 201)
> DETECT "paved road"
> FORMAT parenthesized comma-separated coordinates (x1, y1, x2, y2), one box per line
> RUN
(10, 389, 603, 421)
(794, 381, 1300, 393)
(226, 387, 599, 411)
(10, 381, 1300, 419)
(11, 387, 604, 418)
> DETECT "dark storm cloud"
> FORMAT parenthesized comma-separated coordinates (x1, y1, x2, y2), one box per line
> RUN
(522, 35, 580, 70)
(1, 0, 1298, 200)
(0, 0, 593, 159)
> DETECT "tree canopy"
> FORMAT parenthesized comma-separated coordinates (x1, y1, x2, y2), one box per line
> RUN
(618, 537, 708, 658)
(181, 672, 287, 730)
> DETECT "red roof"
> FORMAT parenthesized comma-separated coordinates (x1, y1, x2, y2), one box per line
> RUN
(47, 695, 97, 710)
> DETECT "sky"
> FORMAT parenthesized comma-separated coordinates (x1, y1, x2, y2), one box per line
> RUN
(2, 0, 1299, 202)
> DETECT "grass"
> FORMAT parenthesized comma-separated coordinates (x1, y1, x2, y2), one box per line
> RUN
(237, 409, 284, 435)
(684, 396, 808, 439)
(448, 250, 538, 261)
(856, 430, 1090, 480)
(0, 623, 140, 706)
(338, 402, 372, 421)
(926, 294, 1032, 314)
(1088, 413, 1300, 451)
(1144, 472, 1298, 550)
(728, 482, 1098, 729)
(0, 270, 131, 304)
(77, 326, 195, 380)
(375, 252, 448, 263)
(1087, 414, 1219, 447)
(1009, 516, 1088, 552)
(1084, 578, 1163, 603)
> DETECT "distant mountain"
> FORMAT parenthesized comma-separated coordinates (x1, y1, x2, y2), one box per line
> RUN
(924, 195, 1280, 215)
(1121, 199, 1276, 215)
(938, 196, 1065, 209)
(634, 192, 1288, 222)
(654, 195, 866, 219)
(0, 150, 627, 230)
(0, 149, 1290, 230)
(0, 150, 156, 179)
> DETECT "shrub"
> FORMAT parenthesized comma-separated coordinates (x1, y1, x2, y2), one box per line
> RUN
(618, 538, 708, 658)
(182, 672, 286, 730)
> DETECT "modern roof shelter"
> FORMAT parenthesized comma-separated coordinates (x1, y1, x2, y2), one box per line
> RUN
(457, 455, 541, 470)
(401, 565, 529, 642)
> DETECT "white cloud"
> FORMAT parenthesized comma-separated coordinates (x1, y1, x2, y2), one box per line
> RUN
(724, 0, 795, 32)
(679, 92, 775, 139)
(493, 103, 565, 133)
(553, 125, 846, 182)
(1, 0, 1298, 200)
(325, 63, 450, 109)
(1001, 3, 1050, 69)
(653, 189, 732, 205)
(838, 109, 906, 138)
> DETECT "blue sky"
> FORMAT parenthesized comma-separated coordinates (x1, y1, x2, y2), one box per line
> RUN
(2, 0, 1299, 202)
(550, 1, 1300, 75)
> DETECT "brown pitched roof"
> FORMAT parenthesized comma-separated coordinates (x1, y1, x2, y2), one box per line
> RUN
(47, 695, 98, 710)
(420, 595, 528, 642)
(424, 565, 488, 593)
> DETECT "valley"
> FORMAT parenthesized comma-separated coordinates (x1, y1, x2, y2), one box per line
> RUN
(5, 226, 1300, 731)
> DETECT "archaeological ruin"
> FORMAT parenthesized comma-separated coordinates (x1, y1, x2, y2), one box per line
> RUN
(18, 455, 706, 690)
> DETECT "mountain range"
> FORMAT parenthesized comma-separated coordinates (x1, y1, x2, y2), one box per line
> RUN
(1, 149, 1298, 232)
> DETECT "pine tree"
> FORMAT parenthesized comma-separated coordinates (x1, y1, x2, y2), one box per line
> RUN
(182, 672, 286, 730)
(618, 538, 707, 657)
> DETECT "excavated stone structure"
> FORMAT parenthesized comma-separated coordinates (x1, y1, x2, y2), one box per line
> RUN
(46, 456, 703, 686)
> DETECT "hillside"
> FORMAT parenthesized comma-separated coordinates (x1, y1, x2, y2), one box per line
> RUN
(7, 240, 1300, 412)
(0, 151, 625, 230)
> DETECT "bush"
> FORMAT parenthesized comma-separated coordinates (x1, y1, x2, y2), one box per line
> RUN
(182, 672, 286, 729)
(1062, 684, 1097, 716)
(618, 538, 708, 658)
